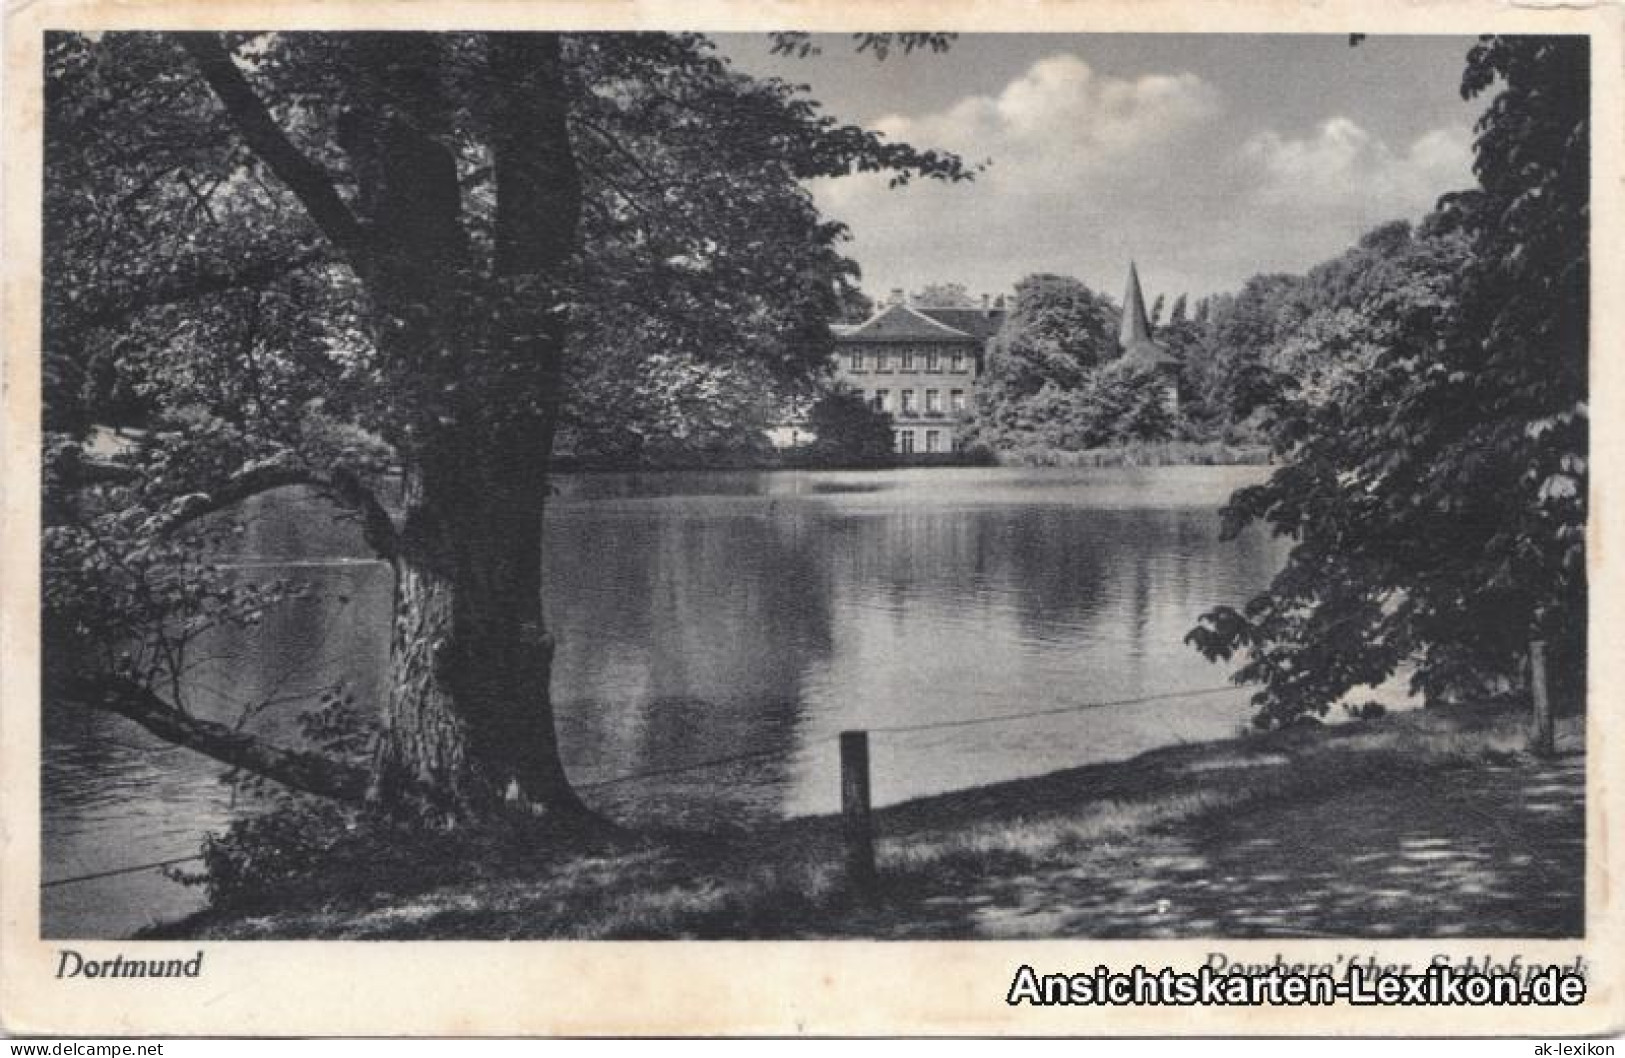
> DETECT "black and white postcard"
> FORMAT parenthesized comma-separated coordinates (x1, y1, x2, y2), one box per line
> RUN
(2, 0, 1620, 1037)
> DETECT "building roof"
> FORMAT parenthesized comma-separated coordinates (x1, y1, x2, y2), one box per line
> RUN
(911, 305, 1007, 342)
(1118, 262, 1180, 370)
(837, 302, 985, 344)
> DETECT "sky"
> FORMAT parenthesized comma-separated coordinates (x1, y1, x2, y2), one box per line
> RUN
(718, 33, 1486, 304)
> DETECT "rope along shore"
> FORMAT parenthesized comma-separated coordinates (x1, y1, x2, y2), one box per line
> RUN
(42, 683, 1247, 888)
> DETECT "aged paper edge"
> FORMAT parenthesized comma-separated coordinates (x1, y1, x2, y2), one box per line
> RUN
(1, 0, 1621, 1038)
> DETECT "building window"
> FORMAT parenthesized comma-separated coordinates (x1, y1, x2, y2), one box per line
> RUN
(848, 350, 864, 372)
(873, 350, 890, 373)
(873, 389, 889, 412)
(900, 390, 916, 415)
(950, 389, 966, 413)
(925, 389, 941, 415)
(925, 430, 940, 453)
(951, 350, 965, 372)
(926, 348, 941, 372)
(901, 346, 916, 372)
(899, 430, 916, 454)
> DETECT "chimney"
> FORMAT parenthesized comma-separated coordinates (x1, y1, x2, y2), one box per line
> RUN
(980, 293, 991, 314)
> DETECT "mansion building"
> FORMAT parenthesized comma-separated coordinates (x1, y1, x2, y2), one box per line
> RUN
(831, 292, 1006, 454)
(776, 265, 1168, 455)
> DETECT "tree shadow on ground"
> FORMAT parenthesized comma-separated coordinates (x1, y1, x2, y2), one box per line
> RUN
(881, 751, 1583, 939)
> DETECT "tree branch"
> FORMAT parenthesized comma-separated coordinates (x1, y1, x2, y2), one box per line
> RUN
(55, 674, 369, 802)
(158, 460, 400, 563)
(325, 466, 402, 564)
(54, 247, 326, 342)
(570, 114, 661, 189)
(174, 33, 369, 266)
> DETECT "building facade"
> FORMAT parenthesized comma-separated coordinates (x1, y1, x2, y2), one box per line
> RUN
(831, 294, 1005, 454)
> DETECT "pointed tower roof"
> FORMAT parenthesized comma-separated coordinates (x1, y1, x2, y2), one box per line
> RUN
(1120, 261, 1154, 348)
(1118, 261, 1179, 370)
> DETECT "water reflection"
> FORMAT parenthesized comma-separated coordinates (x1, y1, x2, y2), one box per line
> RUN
(42, 488, 393, 937)
(548, 508, 835, 817)
(44, 466, 1287, 936)
(546, 468, 1287, 822)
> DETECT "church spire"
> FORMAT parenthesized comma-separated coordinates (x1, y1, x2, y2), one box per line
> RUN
(1120, 261, 1153, 348)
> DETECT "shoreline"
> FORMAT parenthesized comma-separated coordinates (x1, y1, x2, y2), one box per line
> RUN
(140, 701, 1582, 941)
(551, 440, 1270, 474)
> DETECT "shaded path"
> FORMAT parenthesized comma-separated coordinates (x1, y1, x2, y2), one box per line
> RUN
(886, 750, 1584, 939)
(146, 708, 1586, 941)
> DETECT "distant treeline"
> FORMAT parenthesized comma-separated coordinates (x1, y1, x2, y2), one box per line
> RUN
(551, 446, 996, 473)
(551, 439, 1272, 473)
(990, 441, 1271, 469)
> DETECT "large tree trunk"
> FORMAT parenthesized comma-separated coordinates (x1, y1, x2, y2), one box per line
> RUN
(356, 33, 586, 821)
(369, 448, 582, 819)
(181, 31, 587, 821)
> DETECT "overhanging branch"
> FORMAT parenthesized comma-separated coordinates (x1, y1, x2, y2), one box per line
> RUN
(54, 247, 327, 343)
(56, 674, 369, 803)
(157, 460, 400, 563)
(175, 33, 370, 267)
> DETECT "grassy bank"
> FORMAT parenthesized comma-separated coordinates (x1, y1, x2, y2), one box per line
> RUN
(144, 703, 1581, 940)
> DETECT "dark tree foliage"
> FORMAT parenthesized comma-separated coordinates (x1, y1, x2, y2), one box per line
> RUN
(1153, 312, 1218, 438)
(1187, 36, 1588, 725)
(964, 361, 1175, 451)
(769, 32, 958, 63)
(1070, 360, 1179, 446)
(805, 390, 896, 465)
(835, 285, 877, 325)
(963, 272, 1190, 450)
(913, 281, 978, 308)
(993, 273, 1121, 394)
(42, 30, 972, 819)
(1206, 272, 1311, 421)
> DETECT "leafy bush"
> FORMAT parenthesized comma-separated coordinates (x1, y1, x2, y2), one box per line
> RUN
(1188, 37, 1588, 726)
(188, 798, 364, 911)
(806, 390, 895, 465)
(965, 360, 1176, 451)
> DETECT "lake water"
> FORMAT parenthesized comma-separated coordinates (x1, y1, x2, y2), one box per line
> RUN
(43, 465, 1293, 937)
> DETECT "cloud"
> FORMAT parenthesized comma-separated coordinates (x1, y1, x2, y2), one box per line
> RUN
(811, 54, 1224, 295)
(879, 55, 1219, 174)
(821, 54, 1219, 208)
(1240, 118, 1474, 219)
(808, 55, 1475, 300)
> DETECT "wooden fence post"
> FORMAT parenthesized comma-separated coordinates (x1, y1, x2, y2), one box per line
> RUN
(1530, 639, 1555, 757)
(840, 730, 876, 893)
